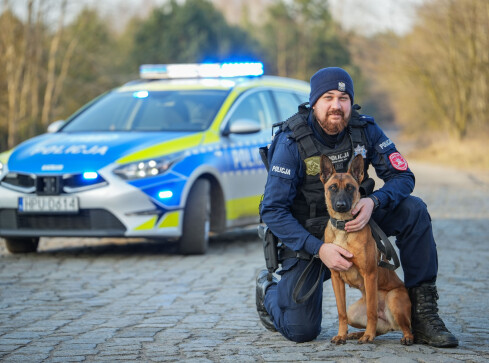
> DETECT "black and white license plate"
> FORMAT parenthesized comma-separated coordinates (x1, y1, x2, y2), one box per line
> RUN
(19, 196, 79, 213)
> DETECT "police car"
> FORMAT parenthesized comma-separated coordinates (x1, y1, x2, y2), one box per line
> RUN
(0, 62, 309, 254)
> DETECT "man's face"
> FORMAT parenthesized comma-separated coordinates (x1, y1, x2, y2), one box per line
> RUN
(312, 90, 351, 135)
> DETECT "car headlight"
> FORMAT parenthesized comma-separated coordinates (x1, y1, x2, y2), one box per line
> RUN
(113, 154, 182, 180)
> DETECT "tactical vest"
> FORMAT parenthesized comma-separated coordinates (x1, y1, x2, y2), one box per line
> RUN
(283, 103, 370, 238)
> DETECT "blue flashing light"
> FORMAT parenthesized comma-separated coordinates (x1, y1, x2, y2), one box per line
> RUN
(220, 62, 264, 77)
(83, 172, 99, 180)
(140, 62, 264, 79)
(158, 190, 173, 199)
(133, 90, 149, 98)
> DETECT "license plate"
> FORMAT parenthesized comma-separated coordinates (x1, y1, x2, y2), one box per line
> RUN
(19, 196, 79, 213)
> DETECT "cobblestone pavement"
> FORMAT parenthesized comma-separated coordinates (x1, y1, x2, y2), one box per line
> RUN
(0, 160, 488, 362)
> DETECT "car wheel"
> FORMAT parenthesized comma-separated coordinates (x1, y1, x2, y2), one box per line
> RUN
(179, 179, 211, 255)
(4, 237, 40, 253)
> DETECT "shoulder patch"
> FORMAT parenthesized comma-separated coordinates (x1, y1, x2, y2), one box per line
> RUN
(378, 138, 393, 150)
(388, 152, 408, 171)
(270, 163, 295, 179)
(374, 138, 395, 153)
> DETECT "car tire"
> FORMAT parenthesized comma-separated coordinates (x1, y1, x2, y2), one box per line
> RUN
(179, 179, 210, 255)
(4, 237, 40, 254)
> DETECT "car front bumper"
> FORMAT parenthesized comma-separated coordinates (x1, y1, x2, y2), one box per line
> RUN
(0, 179, 184, 239)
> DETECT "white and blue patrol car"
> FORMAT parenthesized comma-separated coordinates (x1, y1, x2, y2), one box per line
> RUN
(0, 62, 309, 254)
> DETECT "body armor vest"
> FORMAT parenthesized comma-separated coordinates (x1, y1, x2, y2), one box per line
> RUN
(283, 104, 370, 238)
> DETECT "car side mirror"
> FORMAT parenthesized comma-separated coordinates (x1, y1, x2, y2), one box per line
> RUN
(47, 120, 66, 133)
(222, 119, 261, 136)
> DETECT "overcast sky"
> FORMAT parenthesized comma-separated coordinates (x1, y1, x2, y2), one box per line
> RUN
(329, 0, 425, 35)
(9, 0, 426, 36)
(92, 0, 426, 35)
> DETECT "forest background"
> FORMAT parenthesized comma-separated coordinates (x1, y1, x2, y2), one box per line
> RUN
(1, 0, 488, 170)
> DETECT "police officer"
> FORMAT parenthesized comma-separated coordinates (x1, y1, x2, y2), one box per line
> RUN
(256, 67, 458, 347)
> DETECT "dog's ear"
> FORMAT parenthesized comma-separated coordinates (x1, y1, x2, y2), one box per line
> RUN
(348, 154, 364, 184)
(320, 154, 335, 184)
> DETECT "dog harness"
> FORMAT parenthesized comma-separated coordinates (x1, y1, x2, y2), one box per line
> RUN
(330, 216, 400, 270)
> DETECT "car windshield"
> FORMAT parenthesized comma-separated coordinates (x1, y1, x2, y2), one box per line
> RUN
(62, 90, 228, 132)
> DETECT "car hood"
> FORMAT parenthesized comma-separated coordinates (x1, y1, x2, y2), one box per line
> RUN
(6, 131, 201, 174)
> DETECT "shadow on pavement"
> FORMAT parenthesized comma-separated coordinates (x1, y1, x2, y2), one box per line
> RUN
(30, 226, 260, 257)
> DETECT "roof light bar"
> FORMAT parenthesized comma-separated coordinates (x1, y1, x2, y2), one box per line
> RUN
(140, 62, 264, 79)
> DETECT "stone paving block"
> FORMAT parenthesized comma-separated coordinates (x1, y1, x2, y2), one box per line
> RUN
(0, 344, 22, 352)
(1, 353, 51, 362)
(48, 356, 86, 362)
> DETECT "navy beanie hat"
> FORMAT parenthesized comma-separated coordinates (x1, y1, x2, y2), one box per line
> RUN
(309, 67, 354, 106)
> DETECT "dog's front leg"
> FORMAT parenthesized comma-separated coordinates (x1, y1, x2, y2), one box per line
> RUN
(360, 271, 378, 343)
(330, 271, 348, 345)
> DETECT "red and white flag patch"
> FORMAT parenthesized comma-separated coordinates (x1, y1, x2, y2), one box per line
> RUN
(389, 152, 408, 171)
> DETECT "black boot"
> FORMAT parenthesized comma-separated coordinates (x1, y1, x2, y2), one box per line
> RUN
(256, 269, 277, 332)
(408, 282, 458, 347)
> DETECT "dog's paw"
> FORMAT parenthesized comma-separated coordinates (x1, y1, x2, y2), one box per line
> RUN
(346, 332, 364, 340)
(358, 334, 374, 344)
(400, 335, 414, 346)
(331, 335, 347, 345)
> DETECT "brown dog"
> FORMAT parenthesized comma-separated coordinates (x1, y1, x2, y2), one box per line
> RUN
(319, 154, 413, 345)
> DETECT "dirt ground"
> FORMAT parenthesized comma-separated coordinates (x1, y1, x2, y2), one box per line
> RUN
(398, 134, 489, 173)
(406, 139, 489, 172)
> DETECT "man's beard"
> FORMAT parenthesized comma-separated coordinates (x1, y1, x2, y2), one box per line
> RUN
(315, 108, 349, 135)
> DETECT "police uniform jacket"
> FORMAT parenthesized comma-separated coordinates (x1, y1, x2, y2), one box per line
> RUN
(260, 105, 415, 257)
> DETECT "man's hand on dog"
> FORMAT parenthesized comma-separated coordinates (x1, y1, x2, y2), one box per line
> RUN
(345, 197, 375, 232)
(319, 243, 353, 271)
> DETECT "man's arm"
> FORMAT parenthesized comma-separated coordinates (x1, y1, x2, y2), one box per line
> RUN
(345, 121, 414, 231)
(364, 122, 415, 210)
(345, 197, 375, 232)
(260, 133, 323, 256)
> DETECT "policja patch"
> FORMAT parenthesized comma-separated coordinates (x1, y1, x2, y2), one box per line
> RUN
(270, 163, 295, 179)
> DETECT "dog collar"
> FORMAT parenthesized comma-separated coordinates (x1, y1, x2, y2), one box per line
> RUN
(330, 217, 354, 231)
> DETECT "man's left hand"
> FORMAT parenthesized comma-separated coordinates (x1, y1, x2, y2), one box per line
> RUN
(345, 197, 374, 232)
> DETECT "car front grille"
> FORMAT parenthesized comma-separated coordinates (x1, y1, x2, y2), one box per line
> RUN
(1, 172, 107, 194)
(0, 209, 126, 235)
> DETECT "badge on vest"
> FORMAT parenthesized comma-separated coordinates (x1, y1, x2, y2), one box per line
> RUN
(354, 144, 367, 158)
(304, 156, 320, 176)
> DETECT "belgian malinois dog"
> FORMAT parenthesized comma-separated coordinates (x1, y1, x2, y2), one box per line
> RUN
(319, 154, 413, 345)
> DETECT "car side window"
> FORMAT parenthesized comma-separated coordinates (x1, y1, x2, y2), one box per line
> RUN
(227, 91, 275, 130)
(296, 92, 309, 104)
(273, 90, 303, 121)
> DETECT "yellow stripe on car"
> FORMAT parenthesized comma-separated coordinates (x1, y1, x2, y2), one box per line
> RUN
(226, 195, 262, 220)
(134, 216, 158, 231)
(159, 211, 180, 228)
(117, 133, 204, 164)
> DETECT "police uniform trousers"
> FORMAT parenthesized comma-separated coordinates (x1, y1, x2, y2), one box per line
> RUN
(263, 195, 438, 343)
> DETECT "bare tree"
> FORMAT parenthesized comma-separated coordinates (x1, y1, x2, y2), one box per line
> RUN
(0, 0, 79, 149)
(374, 0, 489, 139)
(1, 0, 26, 148)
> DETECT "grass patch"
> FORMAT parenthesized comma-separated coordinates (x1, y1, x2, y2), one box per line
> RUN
(401, 135, 489, 172)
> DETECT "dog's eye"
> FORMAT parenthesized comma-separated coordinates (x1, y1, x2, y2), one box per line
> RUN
(346, 184, 355, 192)
(329, 184, 338, 192)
